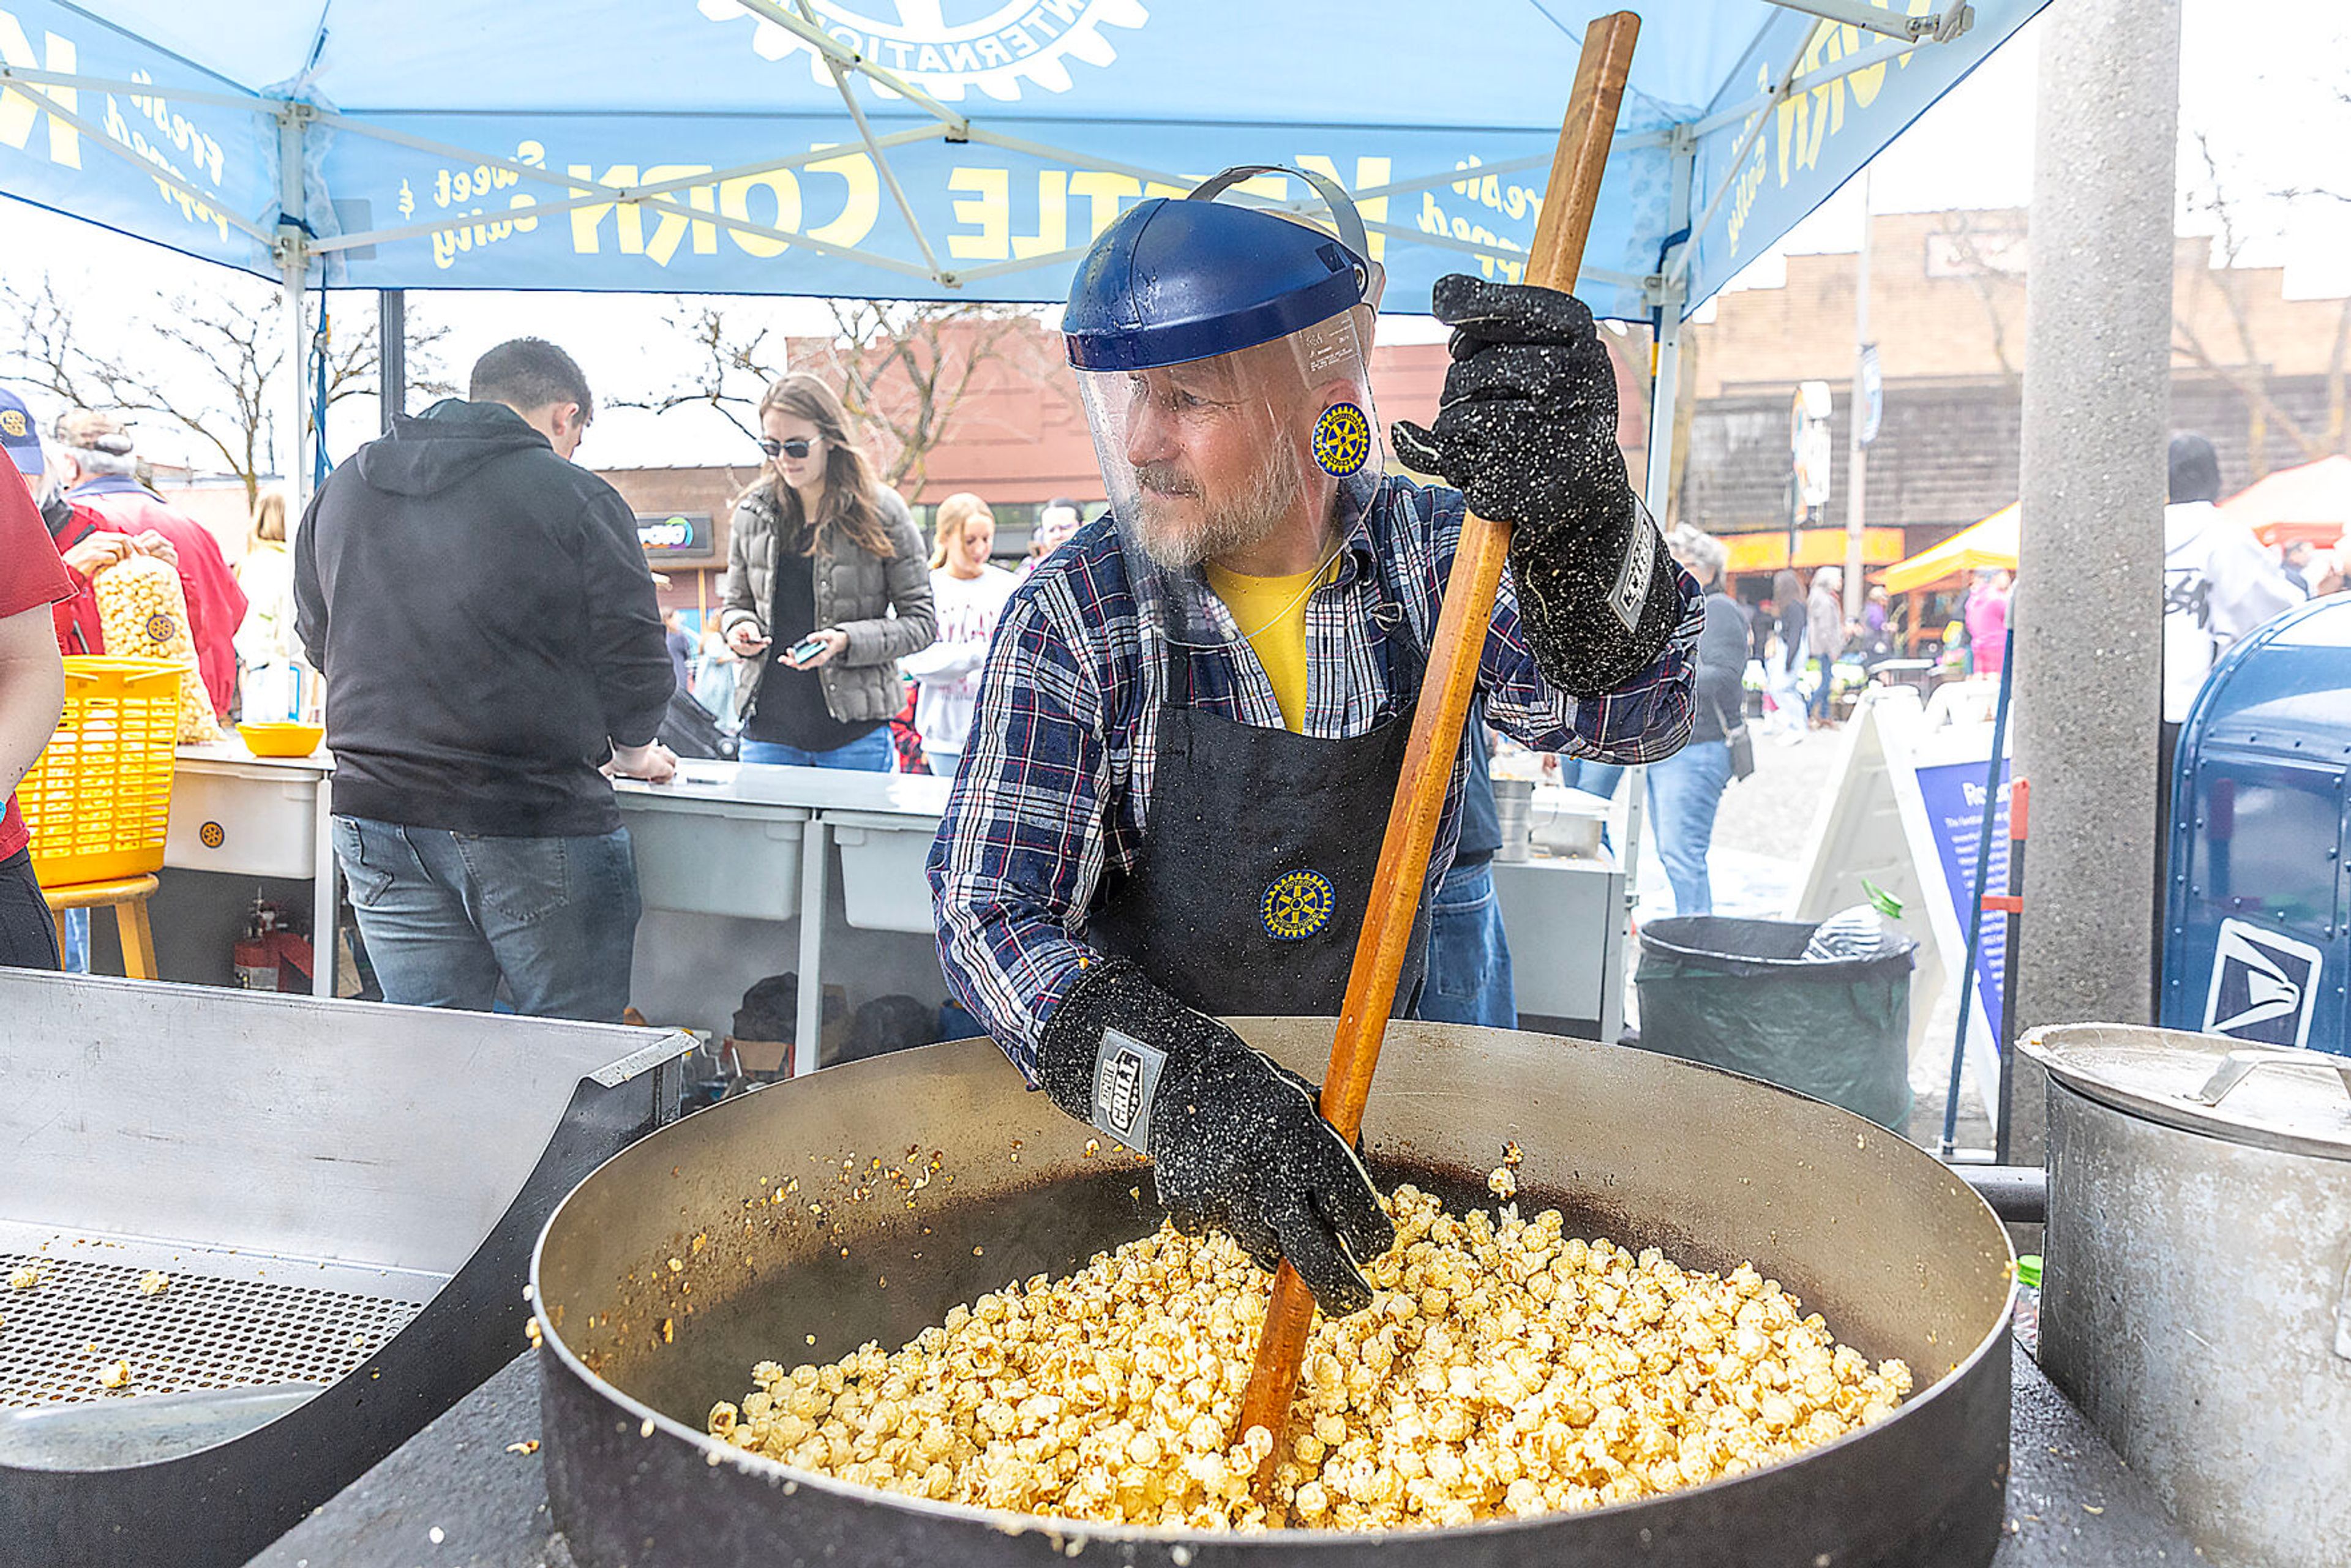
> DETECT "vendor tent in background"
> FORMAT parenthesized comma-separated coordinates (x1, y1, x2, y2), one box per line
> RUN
(2221, 454, 2351, 550)
(1879, 501, 2020, 594)
(0, 0, 2045, 1045)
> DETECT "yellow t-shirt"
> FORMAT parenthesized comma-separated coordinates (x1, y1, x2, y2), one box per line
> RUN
(1204, 557, 1339, 734)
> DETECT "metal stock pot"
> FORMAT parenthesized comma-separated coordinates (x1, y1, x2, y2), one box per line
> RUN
(2022, 1023, 2351, 1568)
(531, 1020, 2017, 1567)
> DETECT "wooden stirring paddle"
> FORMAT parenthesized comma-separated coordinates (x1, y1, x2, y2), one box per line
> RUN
(1234, 9, 1643, 1508)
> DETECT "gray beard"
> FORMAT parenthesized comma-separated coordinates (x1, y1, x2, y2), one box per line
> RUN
(1133, 452, 1305, 571)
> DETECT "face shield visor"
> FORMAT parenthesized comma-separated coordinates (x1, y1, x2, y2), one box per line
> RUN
(1063, 166, 1385, 648)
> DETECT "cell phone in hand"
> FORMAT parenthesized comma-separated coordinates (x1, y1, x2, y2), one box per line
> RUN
(786, 634, 830, 665)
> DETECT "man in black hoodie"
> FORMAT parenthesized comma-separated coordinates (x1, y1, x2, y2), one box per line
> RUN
(295, 338, 676, 1022)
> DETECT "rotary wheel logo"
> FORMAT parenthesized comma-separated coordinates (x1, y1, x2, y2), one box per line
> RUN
(1313, 403, 1371, 477)
(198, 821, 225, 849)
(698, 0, 1149, 102)
(0, 409, 24, 438)
(1261, 868, 1335, 943)
(145, 611, 179, 643)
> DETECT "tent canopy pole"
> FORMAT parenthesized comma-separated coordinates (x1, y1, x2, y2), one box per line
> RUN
(276, 100, 312, 518)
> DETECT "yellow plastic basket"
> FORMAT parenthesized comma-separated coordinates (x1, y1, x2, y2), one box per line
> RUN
(19, 655, 182, 888)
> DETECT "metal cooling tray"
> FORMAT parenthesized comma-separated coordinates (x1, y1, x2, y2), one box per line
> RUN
(0, 972, 692, 1568)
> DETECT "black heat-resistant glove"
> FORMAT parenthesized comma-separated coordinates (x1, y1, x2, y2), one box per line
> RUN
(1390, 274, 1684, 698)
(1036, 958, 1395, 1316)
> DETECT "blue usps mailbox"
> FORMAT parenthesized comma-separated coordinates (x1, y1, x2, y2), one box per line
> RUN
(2162, 596, 2351, 1056)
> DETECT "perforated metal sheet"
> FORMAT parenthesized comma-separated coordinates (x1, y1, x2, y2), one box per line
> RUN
(0, 1251, 422, 1408)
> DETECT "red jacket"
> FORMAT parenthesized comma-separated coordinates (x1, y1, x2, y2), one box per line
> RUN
(67, 478, 247, 718)
(4, 452, 75, 863)
(41, 495, 107, 656)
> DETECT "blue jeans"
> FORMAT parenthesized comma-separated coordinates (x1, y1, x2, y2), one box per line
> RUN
(331, 816, 642, 1021)
(739, 731, 894, 771)
(1415, 859, 1517, 1027)
(1644, 739, 1734, 917)
(1554, 757, 1624, 801)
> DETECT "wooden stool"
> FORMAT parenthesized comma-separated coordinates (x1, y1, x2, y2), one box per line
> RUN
(41, 874, 160, 979)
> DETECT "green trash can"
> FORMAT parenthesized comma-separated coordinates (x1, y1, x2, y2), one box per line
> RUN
(1633, 915, 1916, 1131)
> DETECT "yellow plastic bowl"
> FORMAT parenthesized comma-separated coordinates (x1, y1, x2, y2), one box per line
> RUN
(237, 721, 326, 758)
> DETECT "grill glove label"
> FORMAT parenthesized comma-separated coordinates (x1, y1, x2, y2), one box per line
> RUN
(1037, 958, 1395, 1315)
(1091, 1027, 1167, 1154)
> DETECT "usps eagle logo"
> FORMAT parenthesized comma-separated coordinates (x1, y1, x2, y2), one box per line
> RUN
(2201, 918, 2322, 1049)
(1262, 869, 1335, 943)
(700, 0, 1149, 102)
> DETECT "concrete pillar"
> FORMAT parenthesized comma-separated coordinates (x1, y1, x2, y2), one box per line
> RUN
(2008, 0, 2183, 1161)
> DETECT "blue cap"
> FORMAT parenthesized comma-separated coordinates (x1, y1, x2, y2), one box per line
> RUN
(0, 387, 42, 478)
(1063, 176, 1370, 372)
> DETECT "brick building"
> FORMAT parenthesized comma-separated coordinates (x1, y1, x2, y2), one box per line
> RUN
(598, 328, 1471, 628)
(583, 208, 2349, 621)
(1672, 209, 2351, 583)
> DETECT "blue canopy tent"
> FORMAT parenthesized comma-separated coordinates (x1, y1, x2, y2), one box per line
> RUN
(0, 0, 2042, 1043)
(3, 1, 2038, 460)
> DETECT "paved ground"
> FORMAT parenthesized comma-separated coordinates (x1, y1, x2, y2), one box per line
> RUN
(1611, 719, 1999, 1157)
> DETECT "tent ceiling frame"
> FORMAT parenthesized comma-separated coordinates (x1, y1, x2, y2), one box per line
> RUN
(1671, 20, 1825, 290)
(1764, 0, 1974, 45)
(297, 109, 1628, 297)
(792, 0, 945, 282)
(298, 114, 947, 280)
(0, 61, 260, 114)
(0, 63, 277, 246)
(5, 17, 1957, 312)
(1685, 29, 1929, 141)
(727, 0, 970, 140)
(1645, 14, 1973, 300)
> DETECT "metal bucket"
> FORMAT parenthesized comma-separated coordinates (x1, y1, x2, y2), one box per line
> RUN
(533, 1020, 2015, 1566)
(1491, 778, 1534, 861)
(2023, 1023, 2351, 1568)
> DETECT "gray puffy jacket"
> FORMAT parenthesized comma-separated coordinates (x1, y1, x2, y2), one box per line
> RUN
(719, 484, 936, 724)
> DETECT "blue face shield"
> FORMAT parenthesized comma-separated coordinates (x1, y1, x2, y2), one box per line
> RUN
(1063, 166, 1386, 648)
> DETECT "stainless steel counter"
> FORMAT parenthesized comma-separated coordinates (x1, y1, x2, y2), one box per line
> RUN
(158, 756, 1624, 1059)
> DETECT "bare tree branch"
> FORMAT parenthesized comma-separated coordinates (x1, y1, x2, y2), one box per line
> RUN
(1931, 210, 2025, 390)
(622, 299, 1049, 499)
(2170, 128, 2351, 470)
(0, 276, 451, 508)
(610, 303, 783, 449)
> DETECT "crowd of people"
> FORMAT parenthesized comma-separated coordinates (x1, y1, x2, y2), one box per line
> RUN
(0, 341, 2330, 1033)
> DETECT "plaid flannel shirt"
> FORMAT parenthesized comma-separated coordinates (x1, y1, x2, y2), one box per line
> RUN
(928, 474, 1701, 1083)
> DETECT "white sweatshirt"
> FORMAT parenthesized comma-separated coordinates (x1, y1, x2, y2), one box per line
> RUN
(2162, 501, 2304, 722)
(901, 563, 1017, 763)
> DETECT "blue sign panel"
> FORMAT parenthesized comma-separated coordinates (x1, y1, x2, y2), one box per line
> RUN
(1911, 755, 2011, 1047)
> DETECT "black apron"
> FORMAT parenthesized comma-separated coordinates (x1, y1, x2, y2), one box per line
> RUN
(1087, 591, 1433, 1018)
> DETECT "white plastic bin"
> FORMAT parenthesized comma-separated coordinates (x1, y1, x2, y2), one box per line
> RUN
(830, 814, 938, 933)
(166, 763, 321, 879)
(618, 796, 804, 921)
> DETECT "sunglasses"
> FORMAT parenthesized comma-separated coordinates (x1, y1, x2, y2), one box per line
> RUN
(759, 437, 815, 460)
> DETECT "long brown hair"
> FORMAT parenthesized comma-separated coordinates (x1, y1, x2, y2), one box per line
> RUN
(745, 373, 894, 560)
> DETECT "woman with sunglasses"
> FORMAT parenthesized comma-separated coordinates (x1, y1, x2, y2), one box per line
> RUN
(719, 373, 935, 770)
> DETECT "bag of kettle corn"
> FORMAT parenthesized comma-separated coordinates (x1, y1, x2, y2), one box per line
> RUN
(91, 554, 227, 743)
